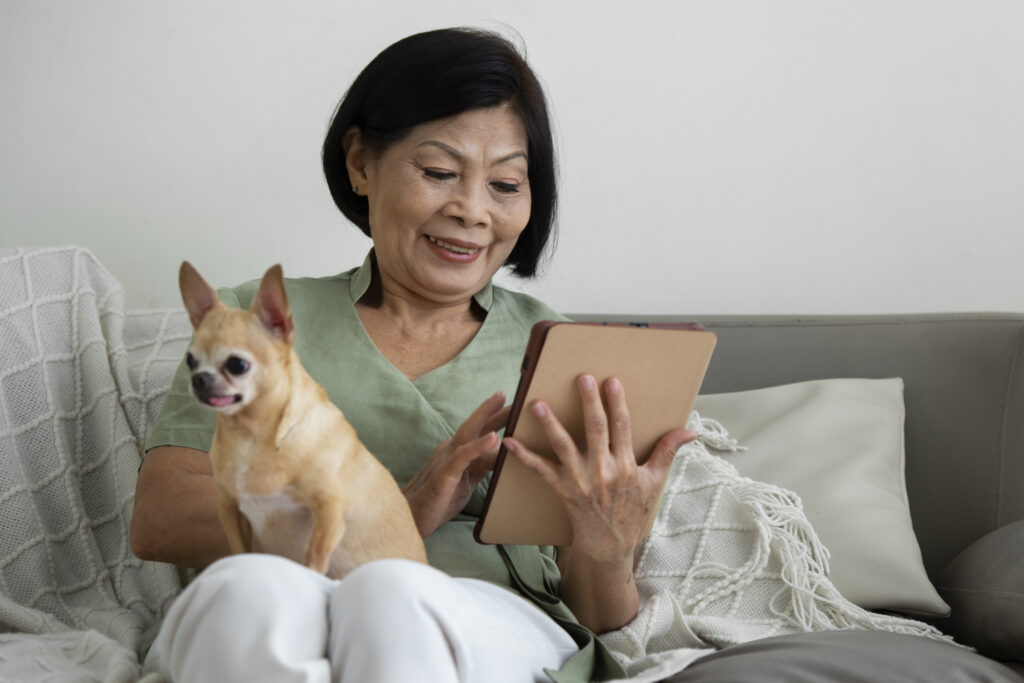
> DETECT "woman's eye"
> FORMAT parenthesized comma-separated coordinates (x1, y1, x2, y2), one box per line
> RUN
(424, 169, 456, 181)
(491, 181, 520, 194)
(225, 356, 250, 376)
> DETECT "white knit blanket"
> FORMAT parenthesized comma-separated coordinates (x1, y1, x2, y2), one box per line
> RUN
(0, 246, 190, 682)
(599, 415, 954, 682)
(0, 245, 954, 682)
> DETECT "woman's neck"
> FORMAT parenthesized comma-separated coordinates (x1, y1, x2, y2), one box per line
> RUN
(355, 267, 487, 381)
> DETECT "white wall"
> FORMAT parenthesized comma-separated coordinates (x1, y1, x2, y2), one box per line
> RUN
(3, 1, 1023, 314)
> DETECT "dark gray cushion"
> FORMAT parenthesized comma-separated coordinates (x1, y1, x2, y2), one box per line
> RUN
(666, 631, 1022, 682)
(938, 520, 1024, 662)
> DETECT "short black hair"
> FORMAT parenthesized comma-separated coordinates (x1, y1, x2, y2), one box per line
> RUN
(322, 27, 557, 278)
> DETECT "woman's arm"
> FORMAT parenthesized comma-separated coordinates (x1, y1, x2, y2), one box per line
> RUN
(130, 445, 233, 568)
(555, 545, 640, 634)
(503, 375, 696, 634)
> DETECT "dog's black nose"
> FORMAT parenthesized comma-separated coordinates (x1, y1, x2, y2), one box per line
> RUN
(191, 372, 211, 393)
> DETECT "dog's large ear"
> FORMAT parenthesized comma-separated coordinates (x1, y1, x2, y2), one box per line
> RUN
(179, 261, 225, 330)
(251, 265, 294, 342)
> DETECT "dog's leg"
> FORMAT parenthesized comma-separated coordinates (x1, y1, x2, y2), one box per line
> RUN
(306, 496, 348, 574)
(216, 487, 250, 555)
(239, 513, 253, 551)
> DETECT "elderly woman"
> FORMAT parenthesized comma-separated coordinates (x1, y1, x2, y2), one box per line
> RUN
(131, 27, 690, 682)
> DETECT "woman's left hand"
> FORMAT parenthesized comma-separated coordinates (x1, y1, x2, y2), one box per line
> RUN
(502, 374, 696, 632)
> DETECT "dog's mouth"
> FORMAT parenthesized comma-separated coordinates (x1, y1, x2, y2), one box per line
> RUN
(203, 394, 243, 408)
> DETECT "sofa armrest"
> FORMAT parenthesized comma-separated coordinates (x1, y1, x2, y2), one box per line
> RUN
(936, 519, 1024, 662)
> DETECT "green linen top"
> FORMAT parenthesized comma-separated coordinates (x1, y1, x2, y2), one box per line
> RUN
(144, 251, 625, 682)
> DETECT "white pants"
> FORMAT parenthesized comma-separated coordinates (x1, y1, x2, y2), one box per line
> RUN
(145, 554, 578, 683)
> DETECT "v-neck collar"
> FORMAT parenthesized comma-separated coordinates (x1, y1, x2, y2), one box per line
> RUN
(346, 249, 498, 389)
(348, 249, 495, 312)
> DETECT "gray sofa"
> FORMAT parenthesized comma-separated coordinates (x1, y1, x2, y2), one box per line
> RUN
(578, 312, 1024, 678)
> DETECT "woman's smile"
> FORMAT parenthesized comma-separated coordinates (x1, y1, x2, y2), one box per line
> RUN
(426, 234, 484, 261)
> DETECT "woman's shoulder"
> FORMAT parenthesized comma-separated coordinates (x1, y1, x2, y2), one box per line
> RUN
(490, 284, 570, 327)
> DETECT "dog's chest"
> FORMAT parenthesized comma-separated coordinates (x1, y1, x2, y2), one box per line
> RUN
(234, 466, 312, 556)
(237, 489, 305, 532)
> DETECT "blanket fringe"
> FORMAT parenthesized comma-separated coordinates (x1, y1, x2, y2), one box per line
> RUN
(720, 442, 956, 644)
(689, 411, 746, 453)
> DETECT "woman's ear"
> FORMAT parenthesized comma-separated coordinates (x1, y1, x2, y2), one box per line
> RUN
(344, 126, 370, 196)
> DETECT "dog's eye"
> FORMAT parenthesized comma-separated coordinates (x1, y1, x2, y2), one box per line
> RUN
(186, 353, 197, 370)
(225, 356, 250, 376)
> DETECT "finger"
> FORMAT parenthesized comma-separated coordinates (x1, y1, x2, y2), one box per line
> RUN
(504, 437, 562, 487)
(481, 404, 512, 435)
(529, 400, 583, 472)
(455, 391, 507, 443)
(645, 429, 697, 475)
(577, 374, 610, 455)
(451, 431, 501, 470)
(603, 377, 633, 461)
(465, 432, 503, 480)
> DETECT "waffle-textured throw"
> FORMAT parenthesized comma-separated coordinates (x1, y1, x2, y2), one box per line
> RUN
(0, 246, 189, 682)
(599, 415, 954, 682)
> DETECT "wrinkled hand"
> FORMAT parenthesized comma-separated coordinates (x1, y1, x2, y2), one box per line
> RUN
(503, 375, 696, 565)
(403, 391, 510, 538)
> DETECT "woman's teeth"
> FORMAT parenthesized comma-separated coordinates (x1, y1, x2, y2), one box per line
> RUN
(428, 236, 479, 255)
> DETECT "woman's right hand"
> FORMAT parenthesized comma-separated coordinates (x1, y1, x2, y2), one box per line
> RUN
(402, 391, 510, 538)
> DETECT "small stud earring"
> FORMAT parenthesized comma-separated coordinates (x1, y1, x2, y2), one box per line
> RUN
(352, 185, 359, 194)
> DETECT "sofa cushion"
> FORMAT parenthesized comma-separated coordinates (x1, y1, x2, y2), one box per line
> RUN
(695, 378, 949, 616)
(937, 519, 1024, 662)
(664, 631, 1021, 682)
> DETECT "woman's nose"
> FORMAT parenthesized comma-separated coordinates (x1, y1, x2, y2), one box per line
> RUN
(443, 183, 490, 228)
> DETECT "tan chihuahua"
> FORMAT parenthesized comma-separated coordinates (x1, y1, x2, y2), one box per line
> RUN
(179, 261, 427, 578)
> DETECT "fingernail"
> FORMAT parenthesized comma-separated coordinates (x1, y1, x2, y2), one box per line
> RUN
(578, 374, 596, 390)
(531, 401, 548, 418)
(606, 378, 622, 394)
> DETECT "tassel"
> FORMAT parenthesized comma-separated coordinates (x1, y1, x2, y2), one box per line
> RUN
(732, 474, 956, 642)
(687, 411, 746, 453)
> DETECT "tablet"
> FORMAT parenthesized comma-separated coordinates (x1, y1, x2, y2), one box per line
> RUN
(474, 321, 716, 546)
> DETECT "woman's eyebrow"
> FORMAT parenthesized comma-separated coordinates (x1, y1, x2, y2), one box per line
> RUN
(417, 140, 528, 166)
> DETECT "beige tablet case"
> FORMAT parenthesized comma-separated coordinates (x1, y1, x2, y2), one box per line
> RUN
(475, 323, 716, 546)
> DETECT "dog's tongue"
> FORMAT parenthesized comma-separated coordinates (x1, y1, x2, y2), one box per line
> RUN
(208, 395, 237, 407)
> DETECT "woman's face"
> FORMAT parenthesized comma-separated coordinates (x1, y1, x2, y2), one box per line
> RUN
(348, 105, 532, 306)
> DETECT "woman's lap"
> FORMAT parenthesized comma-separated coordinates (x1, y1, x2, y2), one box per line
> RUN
(145, 554, 577, 683)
